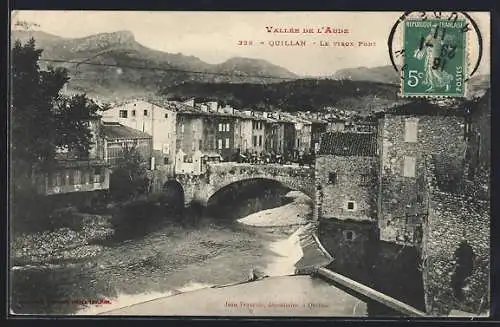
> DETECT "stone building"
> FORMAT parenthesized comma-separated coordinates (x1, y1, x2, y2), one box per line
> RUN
(281, 113, 312, 157)
(233, 110, 254, 154)
(315, 131, 379, 284)
(101, 122, 153, 168)
(421, 156, 490, 316)
(326, 117, 346, 132)
(100, 99, 177, 169)
(377, 101, 467, 246)
(33, 114, 110, 196)
(264, 115, 281, 154)
(309, 116, 328, 153)
(464, 89, 490, 199)
(250, 113, 266, 154)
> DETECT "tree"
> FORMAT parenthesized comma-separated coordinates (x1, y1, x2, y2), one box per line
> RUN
(11, 38, 101, 171)
(11, 38, 104, 232)
(109, 145, 149, 201)
(11, 38, 67, 172)
(54, 94, 101, 157)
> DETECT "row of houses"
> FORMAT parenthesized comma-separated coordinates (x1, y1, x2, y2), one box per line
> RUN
(33, 96, 366, 195)
(98, 98, 344, 175)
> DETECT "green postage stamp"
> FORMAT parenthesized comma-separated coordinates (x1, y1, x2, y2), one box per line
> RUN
(402, 18, 468, 97)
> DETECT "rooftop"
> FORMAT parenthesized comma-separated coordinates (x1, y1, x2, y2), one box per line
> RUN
(384, 100, 467, 117)
(319, 132, 377, 157)
(102, 122, 152, 140)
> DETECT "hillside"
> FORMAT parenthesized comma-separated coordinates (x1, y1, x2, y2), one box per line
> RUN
(11, 30, 299, 100)
(11, 30, 489, 107)
(332, 65, 400, 84)
(163, 79, 401, 112)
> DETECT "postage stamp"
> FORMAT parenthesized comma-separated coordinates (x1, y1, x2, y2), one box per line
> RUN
(402, 18, 468, 97)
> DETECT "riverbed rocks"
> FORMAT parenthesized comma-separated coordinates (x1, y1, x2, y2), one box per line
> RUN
(11, 211, 115, 267)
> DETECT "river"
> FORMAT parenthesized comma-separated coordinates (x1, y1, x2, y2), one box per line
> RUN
(11, 183, 369, 316)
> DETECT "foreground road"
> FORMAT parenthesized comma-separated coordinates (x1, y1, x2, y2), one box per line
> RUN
(101, 275, 367, 316)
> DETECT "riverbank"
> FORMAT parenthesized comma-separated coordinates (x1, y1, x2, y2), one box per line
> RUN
(11, 190, 318, 315)
(11, 210, 115, 268)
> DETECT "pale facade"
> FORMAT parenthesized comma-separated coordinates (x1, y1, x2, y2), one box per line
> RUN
(100, 100, 177, 167)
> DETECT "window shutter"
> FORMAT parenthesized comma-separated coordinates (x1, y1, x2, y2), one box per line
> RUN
(403, 156, 416, 177)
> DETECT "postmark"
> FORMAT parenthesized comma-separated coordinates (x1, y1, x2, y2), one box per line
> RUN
(401, 18, 468, 97)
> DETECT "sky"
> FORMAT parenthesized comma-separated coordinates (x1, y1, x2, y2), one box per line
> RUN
(11, 11, 491, 77)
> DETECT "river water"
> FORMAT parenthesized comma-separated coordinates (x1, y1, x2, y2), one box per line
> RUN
(12, 184, 366, 316)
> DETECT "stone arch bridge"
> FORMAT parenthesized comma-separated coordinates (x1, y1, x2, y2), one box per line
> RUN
(151, 163, 316, 207)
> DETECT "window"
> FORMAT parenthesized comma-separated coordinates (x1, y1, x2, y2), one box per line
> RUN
(225, 138, 230, 149)
(63, 170, 71, 186)
(297, 138, 300, 147)
(253, 135, 257, 147)
(53, 172, 61, 187)
(164, 113, 168, 118)
(226, 123, 230, 131)
(404, 118, 418, 142)
(73, 169, 81, 185)
(328, 172, 337, 184)
(162, 144, 170, 154)
(199, 139, 202, 150)
(343, 230, 356, 241)
(192, 140, 196, 151)
(346, 201, 356, 211)
(144, 110, 148, 116)
(181, 124, 185, 133)
(83, 171, 90, 184)
(218, 123, 223, 132)
(218, 139, 223, 149)
(258, 135, 262, 146)
(403, 156, 416, 177)
(119, 110, 128, 118)
(164, 157, 169, 164)
(94, 167, 102, 183)
(132, 110, 136, 117)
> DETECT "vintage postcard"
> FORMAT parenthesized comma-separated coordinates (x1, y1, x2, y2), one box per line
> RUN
(9, 11, 490, 317)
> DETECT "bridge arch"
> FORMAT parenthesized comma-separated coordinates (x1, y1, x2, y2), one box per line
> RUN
(205, 177, 313, 220)
(161, 179, 185, 208)
(207, 177, 314, 205)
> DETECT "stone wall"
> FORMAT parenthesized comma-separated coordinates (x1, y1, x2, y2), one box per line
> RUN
(201, 163, 315, 205)
(150, 163, 315, 207)
(318, 219, 378, 285)
(378, 114, 466, 246)
(421, 159, 490, 316)
(315, 155, 377, 221)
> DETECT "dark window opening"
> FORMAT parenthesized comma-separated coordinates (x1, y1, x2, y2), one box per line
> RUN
(343, 230, 355, 241)
(164, 113, 168, 118)
(328, 172, 337, 184)
(119, 110, 128, 118)
(451, 241, 475, 301)
(132, 110, 136, 117)
(347, 201, 355, 210)
(144, 110, 148, 116)
(164, 157, 169, 164)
